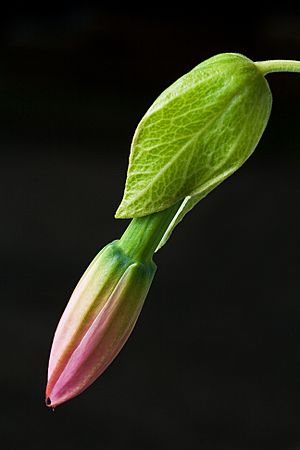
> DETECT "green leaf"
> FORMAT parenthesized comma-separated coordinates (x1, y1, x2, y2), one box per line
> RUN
(115, 53, 272, 226)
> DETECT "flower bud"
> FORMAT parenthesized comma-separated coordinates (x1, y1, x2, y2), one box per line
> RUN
(46, 241, 156, 408)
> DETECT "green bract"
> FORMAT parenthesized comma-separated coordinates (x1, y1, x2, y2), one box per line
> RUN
(115, 53, 272, 247)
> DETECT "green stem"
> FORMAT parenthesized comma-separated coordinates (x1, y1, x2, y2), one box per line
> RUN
(255, 59, 300, 76)
(119, 202, 180, 262)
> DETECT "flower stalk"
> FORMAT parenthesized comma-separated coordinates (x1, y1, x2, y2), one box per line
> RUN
(118, 202, 180, 261)
(255, 59, 300, 75)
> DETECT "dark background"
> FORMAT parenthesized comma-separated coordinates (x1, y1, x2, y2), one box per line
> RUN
(1, 3, 300, 450)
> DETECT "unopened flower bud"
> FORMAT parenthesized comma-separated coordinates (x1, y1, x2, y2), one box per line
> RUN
(46, 241, 155, 408)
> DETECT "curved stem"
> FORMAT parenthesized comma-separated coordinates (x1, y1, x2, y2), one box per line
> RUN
(255, 59, 300, 76)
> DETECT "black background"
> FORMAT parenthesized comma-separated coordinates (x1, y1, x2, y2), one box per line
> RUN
(1, 3, 300, 450)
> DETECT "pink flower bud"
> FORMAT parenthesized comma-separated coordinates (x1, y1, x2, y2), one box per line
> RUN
(46, 241, 155, 408)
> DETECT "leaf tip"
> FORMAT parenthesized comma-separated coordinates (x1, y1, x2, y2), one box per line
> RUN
(114, 204, 127, 219)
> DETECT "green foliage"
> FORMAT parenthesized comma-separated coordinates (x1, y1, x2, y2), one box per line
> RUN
(115, 53, 272, 248)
